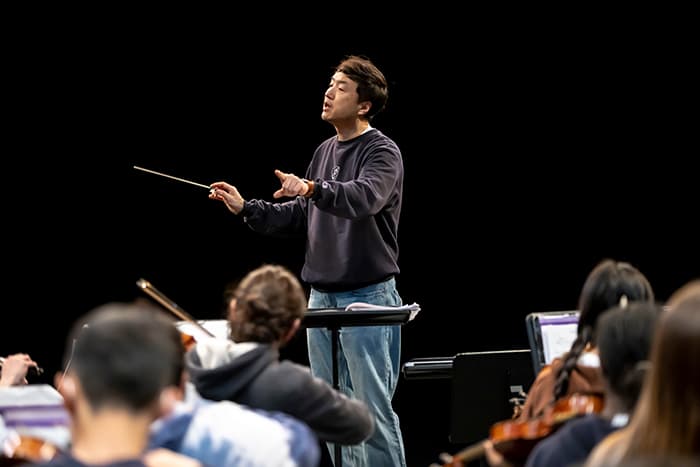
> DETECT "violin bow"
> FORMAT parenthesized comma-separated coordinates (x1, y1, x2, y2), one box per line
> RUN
(136, 278, 215, 338)
(430, 440, 487, 466)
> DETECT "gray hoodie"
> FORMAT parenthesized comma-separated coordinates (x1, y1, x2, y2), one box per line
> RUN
(185, 339, 374, 445)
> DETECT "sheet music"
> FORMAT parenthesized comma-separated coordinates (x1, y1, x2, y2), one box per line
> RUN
(344, 302, 421, 321)
(541, 321, 578, 364)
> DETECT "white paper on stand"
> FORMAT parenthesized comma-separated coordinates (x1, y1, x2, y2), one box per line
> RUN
(344, 302, 421, 321)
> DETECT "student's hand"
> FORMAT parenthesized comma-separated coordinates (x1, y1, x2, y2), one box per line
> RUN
(0, 354, 38, 387)
(143, 448, 203, 467)
(209, 181, 245, 214)
(484, 440, 514, 467)
(273, 169, 310, 198)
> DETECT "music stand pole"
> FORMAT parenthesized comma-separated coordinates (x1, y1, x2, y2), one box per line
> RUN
(330, 325, 342, 466)
(303, 307, 414, 467)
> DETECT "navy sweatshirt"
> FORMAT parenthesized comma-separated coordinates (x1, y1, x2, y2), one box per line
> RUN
(241, 129, 403, 289)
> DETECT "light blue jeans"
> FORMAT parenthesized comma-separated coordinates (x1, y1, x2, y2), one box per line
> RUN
(306, 277, 406, 467)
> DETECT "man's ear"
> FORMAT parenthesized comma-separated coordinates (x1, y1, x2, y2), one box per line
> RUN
(281, 318, 301, 346)
(158, 387, 181, 417)
(358, 101, 371, 117)
(179, 371, 188, 391)
(55, 372, 77, 413)
(227, 299, 237, 321)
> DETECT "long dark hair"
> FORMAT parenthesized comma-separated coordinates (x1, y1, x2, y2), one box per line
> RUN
(621, 280, 700, 458)
(69, 302, 184, 411)
(596, 301, 661, 412)
(553, 259, 654, 400)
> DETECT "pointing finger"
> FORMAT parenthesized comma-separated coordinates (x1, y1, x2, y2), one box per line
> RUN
(274, 169, 287, 181)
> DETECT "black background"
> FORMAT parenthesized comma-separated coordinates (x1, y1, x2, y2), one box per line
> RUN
(4, 17, 697, 466)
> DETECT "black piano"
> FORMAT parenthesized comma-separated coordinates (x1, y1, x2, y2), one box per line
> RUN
(401, 356, 455, 379)
(402, 350, 534, 444)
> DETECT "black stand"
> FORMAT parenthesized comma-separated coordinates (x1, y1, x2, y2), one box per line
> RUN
(303, 308, 413, 467)
(401, 356, 455, 380)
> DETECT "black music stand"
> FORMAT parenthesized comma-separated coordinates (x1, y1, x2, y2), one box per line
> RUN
(303, 307, 414, 467)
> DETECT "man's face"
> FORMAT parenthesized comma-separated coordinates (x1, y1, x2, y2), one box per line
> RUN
(321, 71, 363, 123)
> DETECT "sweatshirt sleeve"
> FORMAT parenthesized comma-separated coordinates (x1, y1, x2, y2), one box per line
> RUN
(277, 362, 375, 445)
(241, 197, 308, 237)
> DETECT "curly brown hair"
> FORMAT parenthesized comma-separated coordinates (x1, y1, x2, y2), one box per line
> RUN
(225, 264, 307, 344)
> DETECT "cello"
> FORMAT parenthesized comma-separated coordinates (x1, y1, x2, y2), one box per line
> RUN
(432, 393, 603, 466)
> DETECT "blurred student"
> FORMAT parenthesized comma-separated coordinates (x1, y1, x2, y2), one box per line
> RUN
(518, 259, 654, 421)
(525, 301, 662, 467)
(27, 301, 201, 466)
(584, 280, 700, 466)
(483, 259, 654, 466)
(186, 264, 375, 446)
(150, 308, 320, 467)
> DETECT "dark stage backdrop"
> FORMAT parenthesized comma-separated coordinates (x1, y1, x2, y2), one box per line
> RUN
(4, 28, 696, 466)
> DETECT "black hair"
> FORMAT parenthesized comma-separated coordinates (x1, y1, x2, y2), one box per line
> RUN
(67, 302, 184, 411)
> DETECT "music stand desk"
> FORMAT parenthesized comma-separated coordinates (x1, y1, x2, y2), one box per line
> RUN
(304, 307, 412, 328)
(303, 307, 413, 467)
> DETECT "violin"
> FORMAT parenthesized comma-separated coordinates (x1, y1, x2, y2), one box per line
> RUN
(432, 393, 604, 466)
(136, 278, 215, 350)
(179, 332, 197, 350)
(0, 434, 60, 466)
